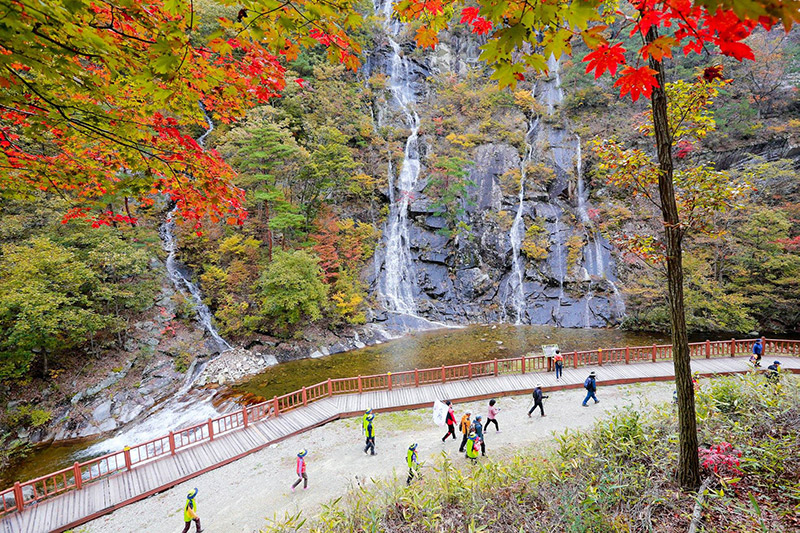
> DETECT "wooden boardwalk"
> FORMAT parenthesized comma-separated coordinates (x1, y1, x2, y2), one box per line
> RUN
(2, 355, 798, 533)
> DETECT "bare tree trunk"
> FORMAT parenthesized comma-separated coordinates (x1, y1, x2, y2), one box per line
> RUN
(647, 27, 701, 490)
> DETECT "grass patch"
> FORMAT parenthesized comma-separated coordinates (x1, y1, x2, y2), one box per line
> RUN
(263, 373, 800, 532)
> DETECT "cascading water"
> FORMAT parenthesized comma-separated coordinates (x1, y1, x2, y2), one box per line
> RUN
(375, 0, 422, 317)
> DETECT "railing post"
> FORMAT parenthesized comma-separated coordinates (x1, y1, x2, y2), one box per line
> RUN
(730, 338, 736, 357)
(441, 365, 446, 384)
(573, 351, 578, 368)
(414, 368, 419, 387)
(208, 418, 214, 441)
(273, 395, 279, 417)
(762, 336, 767, 356)
(13, 482, 23, 512)
(493, 359, 498, 376)
(468, 361, 472, 379)
(358, 375, 363, 394)
(652, 344, 657, 362)
(521, 356, 526, 374)
(327, 378, 332, 397)
(625, 346, 630, 364)
(169, 431, 176, 455)
(302, 386, 307, 406)
(74, 462, 82, 490)
(598, 348, 603, 366)
(242, 407, 248, 428)
(123, 446, 132, 470)
(387, 372, 392, 391)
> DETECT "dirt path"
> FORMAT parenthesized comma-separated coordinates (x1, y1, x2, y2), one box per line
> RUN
(79, 381, 674, 533)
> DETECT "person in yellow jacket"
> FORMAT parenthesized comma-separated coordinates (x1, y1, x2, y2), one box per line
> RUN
(406, 442, 420, 485)
(181, 488, 202, 533)
(465, 432, 480, 464)
(362, 408, 372, 434)
(458, 410, 472, 453)
(364, 413, 376, 455)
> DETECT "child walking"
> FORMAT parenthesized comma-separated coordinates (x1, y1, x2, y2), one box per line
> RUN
(291, 449, 308, 491)
(485, 399, 500, 432)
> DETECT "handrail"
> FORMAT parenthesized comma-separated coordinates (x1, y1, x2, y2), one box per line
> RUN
(2, 336, 797, 516)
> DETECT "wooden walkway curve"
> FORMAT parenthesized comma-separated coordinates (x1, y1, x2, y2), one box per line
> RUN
(1, 339, 799, 533)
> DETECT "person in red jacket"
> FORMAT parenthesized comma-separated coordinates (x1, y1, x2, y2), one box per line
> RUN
(442, 400, 457, 442)
(291, 449, 308, 491)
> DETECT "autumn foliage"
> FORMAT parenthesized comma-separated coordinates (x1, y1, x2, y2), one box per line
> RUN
(0, 0, 362, 227)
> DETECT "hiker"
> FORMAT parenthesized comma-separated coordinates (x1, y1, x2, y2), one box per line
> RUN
(458, 410, 472, 453)
(362, 408, 373, 433)
(407, 442, 420, 485)
(181, 488, 202, 533)
(465, 431, 480, 464)
(472, 415, 486, 456)
(528, 383, 547, 417)
(486, 399, 500, 432)
(766, 360, 781, 383)
(442, 400, 457, 442)
(582, 371, 599, 407)
(291, 449, 308, 491)
(751, 339, 763, 367)
(364, 413, 376, 455)
(554, 349, 564, 380)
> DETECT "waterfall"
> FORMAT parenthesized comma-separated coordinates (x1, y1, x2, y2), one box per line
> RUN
(375, 0, 422, 316)
(159, 105, 231, 353)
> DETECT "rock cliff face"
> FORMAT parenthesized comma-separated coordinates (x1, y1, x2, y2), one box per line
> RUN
(367, 28, 625, 329)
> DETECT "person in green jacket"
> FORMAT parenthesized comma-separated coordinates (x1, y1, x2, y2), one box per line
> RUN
(181, 488, 202, 533)
(364, 413, 376, 455)
(406, 442, 420, 485)
(362, 408, 372, 434)
(465, 432, 480, 464)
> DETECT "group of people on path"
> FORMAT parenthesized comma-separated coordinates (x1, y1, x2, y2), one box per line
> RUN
(750, 339, 783, 383)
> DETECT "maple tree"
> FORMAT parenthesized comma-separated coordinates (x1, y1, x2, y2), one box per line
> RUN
(0, 0, 362, 228)
(395, 0, 798, 490)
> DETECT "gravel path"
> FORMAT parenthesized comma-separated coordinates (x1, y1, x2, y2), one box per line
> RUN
(79, 381, 674, 533)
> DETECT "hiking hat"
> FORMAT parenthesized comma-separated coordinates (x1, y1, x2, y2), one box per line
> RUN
(365, 408, 372, 414)
(409, 442, 418, 450)
(774, 360, 781, 365)
(187, 488, 198, 500)
(475, 415, 482, 420)
(589, 371, 596, 376)
(465, 410, 471, 414)
(298, 449, 308, 458)
(536, 383, 542, 388)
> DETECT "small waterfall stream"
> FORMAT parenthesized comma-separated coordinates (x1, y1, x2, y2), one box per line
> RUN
(375, 0, 423, 318)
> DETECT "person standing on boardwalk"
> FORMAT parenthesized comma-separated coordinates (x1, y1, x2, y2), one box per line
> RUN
(486, 399, 500, 432)
(181, 488, 202, 533)
(407, 442, 420, 485)
(582, 371, 599, 407)
(364, 413, 376, 455)
(458, 410, 472, 453)
(465, 432, 480, 464)
(291, 449, 308, 491)
(751, 339, 763, 367)
(472, 415, 486, 456)
(528, 384, 547, 417)
(554, 349, 564, 380)
(442, 400, 457, 442)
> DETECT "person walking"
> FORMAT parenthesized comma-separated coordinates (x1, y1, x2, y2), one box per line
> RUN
(406, 442, 420, 485)
(582, 371, 599, 406)
(554, 349, 564, 380)
(528, 383, 547, 417)
(181, 488, 203, 533)
(458, 410, 472, 453)
(465, 432, 480, 464)
(751, 339, 763, 367)
(472, 415, 486, 456)
(364, 413, 376, 455)
(442, 400, 457, 442)
(485, 399, 500, 432)
(291, 449, 308, 491)
(362, 408, 373, 433)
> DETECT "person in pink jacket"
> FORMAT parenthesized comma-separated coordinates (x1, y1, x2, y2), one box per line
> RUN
(486, 399, 500, 432)
(291, 449, 308, 491)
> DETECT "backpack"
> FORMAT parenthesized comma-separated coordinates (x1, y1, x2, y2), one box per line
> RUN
(584, 377, 592, 389)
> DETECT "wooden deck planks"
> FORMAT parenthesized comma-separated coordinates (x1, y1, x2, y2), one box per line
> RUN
(5, 355, 798, 533)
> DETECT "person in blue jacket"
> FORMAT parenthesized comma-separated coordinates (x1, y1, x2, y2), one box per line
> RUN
(582, 371, 599, 406)
(751, 339, 763, 367)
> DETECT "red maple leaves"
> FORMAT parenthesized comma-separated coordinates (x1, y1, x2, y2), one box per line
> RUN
(614, 66, 660, 102)
(460, 6, 492, 35)
(583, 43, 627, 78)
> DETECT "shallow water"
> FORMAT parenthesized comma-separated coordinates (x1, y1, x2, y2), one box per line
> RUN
(232, 325, 669, 401)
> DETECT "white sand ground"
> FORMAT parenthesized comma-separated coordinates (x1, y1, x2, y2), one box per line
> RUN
(78, 381, 674, 533)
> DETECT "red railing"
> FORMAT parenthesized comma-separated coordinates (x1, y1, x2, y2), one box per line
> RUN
(3, 336, 797, 516)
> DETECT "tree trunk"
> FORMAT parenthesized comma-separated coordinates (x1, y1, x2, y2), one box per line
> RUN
(647, 27, 701, 490)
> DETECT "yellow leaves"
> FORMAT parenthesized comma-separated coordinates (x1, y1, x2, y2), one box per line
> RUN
(581, 25, 608, 50)
(640, 36, 677, 61)
(415, 26, 440, 49)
